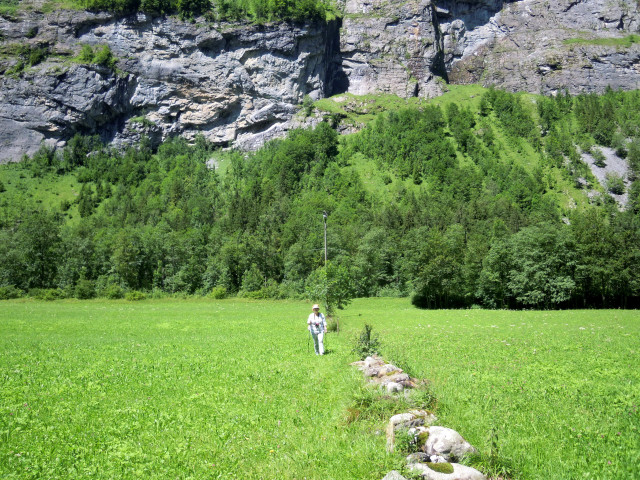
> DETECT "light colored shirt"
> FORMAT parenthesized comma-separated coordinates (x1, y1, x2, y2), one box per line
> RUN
(307, 312, 326, 335)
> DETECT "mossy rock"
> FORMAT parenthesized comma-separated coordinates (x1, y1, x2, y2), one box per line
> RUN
(426, 462, 454, 474)
(417, 430, 429, 446)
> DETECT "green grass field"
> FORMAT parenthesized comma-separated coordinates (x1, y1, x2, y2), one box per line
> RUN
(1, 298, 639, 479)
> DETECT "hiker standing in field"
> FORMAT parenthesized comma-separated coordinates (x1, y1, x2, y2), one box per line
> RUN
(308, 304, 327, 355)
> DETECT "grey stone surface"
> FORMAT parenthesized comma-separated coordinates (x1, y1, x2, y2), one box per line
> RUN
(407, 452, 431, 464)
(422, 426, 477, 462)
(581, 146, 631, 208)
(445, 0, 640, 95)
(385, 381, 404, 393)
(338, 0, 445, 99)
(381, 471, 408, 480)
(0, 11, 334, 161)
(408, 462, 486, 480)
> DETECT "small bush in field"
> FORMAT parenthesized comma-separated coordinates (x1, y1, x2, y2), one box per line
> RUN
(102, 284, 125, 299)
(353, 323, 380, 360)
(208, 286, 227, 299)
(125, 290, 146, 301)
(75, 279, 96, 299)
(0, 285, 24, 300)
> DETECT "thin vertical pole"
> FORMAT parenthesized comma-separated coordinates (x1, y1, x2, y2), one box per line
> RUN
(323, 211, 327, 266)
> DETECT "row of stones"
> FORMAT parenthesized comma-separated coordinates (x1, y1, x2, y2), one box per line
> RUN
(351, 356, 487, 480)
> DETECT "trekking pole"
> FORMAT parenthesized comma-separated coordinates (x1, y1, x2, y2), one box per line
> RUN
(307, 330, 311, 353)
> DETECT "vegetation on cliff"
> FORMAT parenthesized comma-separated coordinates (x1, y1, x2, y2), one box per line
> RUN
(1, 86, 639, 308)
(0, 0, 334, 21)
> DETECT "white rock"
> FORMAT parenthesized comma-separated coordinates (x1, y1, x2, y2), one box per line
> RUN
(386, 382, 404, 393)
(408, 462, 486, 480)
(389, 413, 415, 427)
(364, 355, 385, 368)
(377, 363, 402, 377)
(423, 426, 477, 462)
(381, 471, 408, 480)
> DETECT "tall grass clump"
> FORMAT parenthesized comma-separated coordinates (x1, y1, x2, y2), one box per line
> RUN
(353, 323, 380, 359)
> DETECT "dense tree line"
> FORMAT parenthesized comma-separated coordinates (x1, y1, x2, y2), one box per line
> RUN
(1, 88, 639, 308)
(81, 0, 332, 22)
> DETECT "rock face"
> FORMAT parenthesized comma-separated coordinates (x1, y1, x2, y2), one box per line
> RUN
(445, 0, 640, 95)
(338, 0, 445, 99)
(0, 11, 335, 161)
(1, 0, 640, 161)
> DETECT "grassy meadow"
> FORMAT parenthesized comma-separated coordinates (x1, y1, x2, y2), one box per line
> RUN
(1, 298, 639, 479)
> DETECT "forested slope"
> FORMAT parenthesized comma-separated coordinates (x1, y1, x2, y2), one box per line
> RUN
(1, 87, 639, 308)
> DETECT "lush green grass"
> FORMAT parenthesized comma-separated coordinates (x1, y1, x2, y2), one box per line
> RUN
(0, 299, 401, 479)
(369, 301, 640, 479)
(1, 298, 639, 479)
(314, 85, 487, 126)
(0, 0, 81, 16)
(564, 34, 640, 48)
(0, 163, 81, 222)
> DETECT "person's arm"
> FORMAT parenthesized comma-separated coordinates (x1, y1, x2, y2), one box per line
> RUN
(322, 313, 327, 332)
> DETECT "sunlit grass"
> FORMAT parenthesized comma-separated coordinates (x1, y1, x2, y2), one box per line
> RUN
(0, 299, 400, 479)
(1, 298, 638, 479)
(564, 34, 640, 48)
(0, 163, 81, 221)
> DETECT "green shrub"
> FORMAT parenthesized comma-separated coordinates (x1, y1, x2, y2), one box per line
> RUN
(78, 44, 94, 63)
(353, 323, 380, 360)
(75, 278, 96, 299)
(27, 46, 48, 66)
(30, 288, 65, 300)
(302, 95, 314, 116)
(591, 148, 606, 167)
(208, 286, 227, 299)
(103, 284, 125, 299)
(93, 45, 116, 69)
(605, 173, 626, 195)
(0, 285, 24, 300)
(376, 285, 404, 297)
(0, 179, 5, 193)
(84, 0, 141, 13)
(125, 290, 147, 301)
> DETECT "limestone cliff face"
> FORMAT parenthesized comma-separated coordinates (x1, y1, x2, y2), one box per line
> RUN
(337, 0, 445, 98)
(0, 11, 334, 161)
(443, 0, 640, 94)
(1, 0, 640, 162)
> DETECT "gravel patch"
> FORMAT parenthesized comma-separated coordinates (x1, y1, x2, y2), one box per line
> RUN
(581, 146, 630, 208)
